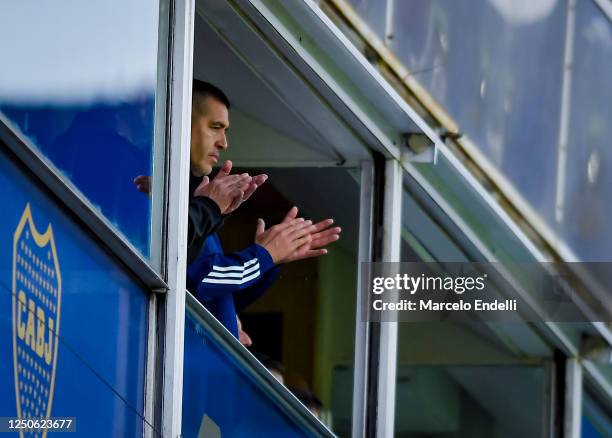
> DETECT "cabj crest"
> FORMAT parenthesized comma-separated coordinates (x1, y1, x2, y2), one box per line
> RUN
(12, 203, 62, 437)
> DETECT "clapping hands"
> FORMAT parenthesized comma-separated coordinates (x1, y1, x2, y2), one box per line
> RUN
(254, 206, 341, 264)
(193, 160, 267, 214)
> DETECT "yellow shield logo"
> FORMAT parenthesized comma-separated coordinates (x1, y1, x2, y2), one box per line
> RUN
(12, 203, 61, 435)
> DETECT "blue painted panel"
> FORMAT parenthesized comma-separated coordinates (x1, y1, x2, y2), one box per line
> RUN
(0, 1, 159, 257)
(182, 311, 313, 438)
(0, 147, 149, 436)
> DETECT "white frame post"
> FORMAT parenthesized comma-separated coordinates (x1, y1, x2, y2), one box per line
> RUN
(564, 358, 583, 438)
(376, 159, 402, 437)
(161, 0, 195, 436)
(352, 161, 374, 437)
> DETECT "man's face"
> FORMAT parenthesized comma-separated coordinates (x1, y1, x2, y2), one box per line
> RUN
(190, 96, 230, 176)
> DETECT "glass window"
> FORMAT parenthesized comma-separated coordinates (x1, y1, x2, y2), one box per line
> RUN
(0, 146, 149, 434)
(583, 385, 612, 438)
(346, 0, 388, 39)
(395, 188, 549, 437)
(561, 0, 612, 261)
(388, 0, 566, 224)
(214, 167, 360, 436)
(0, 0, 160, 258)
(348, 0, 612, 261)
(190, 6, 371, 432)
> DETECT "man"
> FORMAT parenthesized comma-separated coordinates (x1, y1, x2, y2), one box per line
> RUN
(185, 81, 341, 338)
(135, 80, 268, 262)
(186, 80, 270, 263)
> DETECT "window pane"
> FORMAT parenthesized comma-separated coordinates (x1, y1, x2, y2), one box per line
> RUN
(183, 308, 312, 437)
(583, 364, 612, 438)
(346, 0, 388, 39)
(211, 167, 360, 435)
(389, 0, 565, 225)
(0, 146, 149, 433)
(0, 0, 159, 257)
(562, 0, 612, 261)
(350, 0, 612, 261)
(395, 364, 545, 437)
(397, 188, 548, 437)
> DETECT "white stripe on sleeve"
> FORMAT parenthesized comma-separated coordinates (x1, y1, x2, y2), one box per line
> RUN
(202, 270, 261, 285)
(206, 263, 260, 279)
(210, 257, 258, 272)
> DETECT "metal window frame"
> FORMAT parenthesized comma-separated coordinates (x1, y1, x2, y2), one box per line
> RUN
(157, 0, 195, 436)
(359, 156, 403, 438)
(564, 358, 583, 438)
(144, 292, 159, 438)
(151, 0, 172, 278)
(144, 0, 173, 435)
(352, 160, 374, 437)
(376, 159, 402, 438)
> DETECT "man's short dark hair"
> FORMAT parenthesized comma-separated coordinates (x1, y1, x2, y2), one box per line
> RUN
(253, 352, 285, 377)
(289, 387, 323, 411)
(193, 79, 230, 113)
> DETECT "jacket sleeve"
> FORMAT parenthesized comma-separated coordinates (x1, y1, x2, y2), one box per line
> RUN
(187, 196, 223, 248)
(233, 266, 280, 312)
(187, 243, 276, 302)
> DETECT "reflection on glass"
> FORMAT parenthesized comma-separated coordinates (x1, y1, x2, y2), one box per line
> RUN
(397, 187, 546, 437)
(0, 1, 159, 257)
(562, 0, 612, 261)
(394, 364, 545, 438)
(350, 0, 612, 260)
(346, 0, 388, 39)
(388, 0, 565, 226)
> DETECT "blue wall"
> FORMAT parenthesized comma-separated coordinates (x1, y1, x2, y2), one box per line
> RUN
(0, 146, 149, 436)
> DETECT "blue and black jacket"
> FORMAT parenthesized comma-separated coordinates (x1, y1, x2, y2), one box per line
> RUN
(186, 233, 279, 337)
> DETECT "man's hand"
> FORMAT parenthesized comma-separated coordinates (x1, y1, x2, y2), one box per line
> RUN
(193, 160, 253, 214)
(224, 173, 268, 214)
(255, 217, 315, 264)
(133, 175, 151, 195)
(276, 207, 341, 263)
(237, 317, 252, 347)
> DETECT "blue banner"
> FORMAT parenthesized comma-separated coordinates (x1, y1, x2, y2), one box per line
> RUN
(0, 146, 149, 436)
(183, 310, 313, 438)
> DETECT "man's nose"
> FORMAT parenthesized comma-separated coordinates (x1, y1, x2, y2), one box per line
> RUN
(216, 133, 228, 150)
